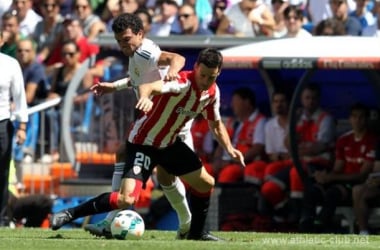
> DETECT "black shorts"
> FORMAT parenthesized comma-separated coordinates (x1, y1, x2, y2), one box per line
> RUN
(123, 138, 202, 184)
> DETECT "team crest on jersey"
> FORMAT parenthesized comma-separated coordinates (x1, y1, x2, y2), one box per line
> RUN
(134, 67, 140, 77)
(133, 166, 142, 175)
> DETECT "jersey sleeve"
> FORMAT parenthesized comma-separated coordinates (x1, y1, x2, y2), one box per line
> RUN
(202, 85, 221, 122)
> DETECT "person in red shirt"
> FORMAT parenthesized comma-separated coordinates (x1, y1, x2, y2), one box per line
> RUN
(299, 103, 377, 233)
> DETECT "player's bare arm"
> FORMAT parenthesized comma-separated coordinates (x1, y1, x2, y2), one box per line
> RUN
(91, 78, 131, 96)
(208, 119, 246, 167)
(158, 51, 185, 81)
(135, 80, 188, 112)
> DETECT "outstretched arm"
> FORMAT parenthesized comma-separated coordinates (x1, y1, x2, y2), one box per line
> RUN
(158, 51, 185, 81)
(208, 119, 245, 167)
(91, 77, 131, 96)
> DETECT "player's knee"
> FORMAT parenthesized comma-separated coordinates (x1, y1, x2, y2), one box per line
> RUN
(197, 171, 215, 192)
(156, 167, 176, 186)
(352, 184, 363, 201)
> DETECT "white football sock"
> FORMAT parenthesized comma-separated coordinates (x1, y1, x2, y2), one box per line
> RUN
(161, 177, 191, 233)
(105, 162, 124, 222)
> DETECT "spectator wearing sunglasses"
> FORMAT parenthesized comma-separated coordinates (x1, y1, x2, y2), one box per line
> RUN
(175, 4, 213, 35)
(282, 5, 312, 37)
(208, 0, 229, 33)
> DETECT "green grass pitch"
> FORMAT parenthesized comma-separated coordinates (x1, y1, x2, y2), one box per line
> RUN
(1, 228, 380, 250)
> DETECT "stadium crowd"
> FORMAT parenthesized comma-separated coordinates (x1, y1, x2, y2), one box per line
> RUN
(2, 0, 380, 234)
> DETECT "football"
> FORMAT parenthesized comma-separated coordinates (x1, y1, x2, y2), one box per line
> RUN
(110, 209, 145, 240)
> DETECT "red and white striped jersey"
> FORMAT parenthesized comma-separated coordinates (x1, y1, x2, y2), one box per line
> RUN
(128, 71, 221, 148)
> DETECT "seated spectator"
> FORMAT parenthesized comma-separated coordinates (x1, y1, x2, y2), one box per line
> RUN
(135, 8, 153, 34)
(13, 39, 49, 186)
(208, 0, 229, 34)
(34, 0, 64, 60)
(45, 41, 91, 163)
(314, 17, 346, 35)
(73, 0, 106, 41)
(184, 0, 213, 30)
(270, 0, 289, 37)
(150, 0, 181, 36)
(1, 11, 24, 58)
(300, 103, 377, 233)
(330, 0, 362, 36)
(352, 140, 380, 235)
(264, 84, 336, 223)
(213, 87, 266, 183)
(349, 0, 377, 36)
(281, 5, 312, 37)
(42, 15, 103, 79)
(11, 0, 42, 37)
(216, 0, 275, 37)
(245, 90, 293, 222)
(174, 4, 213, 35)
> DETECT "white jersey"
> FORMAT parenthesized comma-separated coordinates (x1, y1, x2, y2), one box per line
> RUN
(128, 38, 193, 148)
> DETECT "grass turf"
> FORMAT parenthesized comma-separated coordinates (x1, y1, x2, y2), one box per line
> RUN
(0, 229, 380, 250)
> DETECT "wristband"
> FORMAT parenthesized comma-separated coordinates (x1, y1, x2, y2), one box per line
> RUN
(113, 78, 129, 90)
(18, 128, 26, 131)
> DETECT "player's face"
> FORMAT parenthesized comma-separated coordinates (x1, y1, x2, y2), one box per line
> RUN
(301, 89, 319, 112)
(194, 63, 220, 90)
(115, 28, 144, 57)
(350, 109, 367, 132)
(272, 94, 288, 116)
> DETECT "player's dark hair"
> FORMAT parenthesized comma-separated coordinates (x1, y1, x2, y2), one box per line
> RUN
(112, 13, 143, 35)
(196, 48, 223, 69)
(233, 87, 256, 107)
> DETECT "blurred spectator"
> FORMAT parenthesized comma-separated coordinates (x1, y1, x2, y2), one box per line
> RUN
(175, 4, 213, 34)
(314, 17, 346, 35)
(282, 5, 312, 37)
(208, 0, 228, 34)
(308, 0, 356, 25)
(73, 0, 106, 41)
(285, 84, 336, 221)
(120, 0, 140, 14)
(213, 87, 266, 183)
(0, 0, 12, 23)
(13, 39, 49, 182)
(349, 0, 377, 36)
(43, 15, 102, 76)
(11, 0, 42, 37)
(183, 0, 213, 30)
(245, 90, 293, 221)
(150, 0, 181, 36)
(300, 103, 376, 233)
(353, 140, 380, 235)
(1, 11, 24, 58)
(59, 0, 75, 16)
(216, 0, 275, 37)
(33, 0, 64, 56)
(45, 41, 90, 163)
(373, 0, 380, 36)
(135, 8, 153, 34)
(271, 0, 289, 37)
(330, 0, 362, 36)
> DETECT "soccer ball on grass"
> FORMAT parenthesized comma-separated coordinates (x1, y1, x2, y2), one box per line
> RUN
(110, 209, 145, 240)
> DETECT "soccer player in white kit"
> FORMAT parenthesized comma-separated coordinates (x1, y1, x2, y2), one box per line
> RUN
(83, 13, 192, 239)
